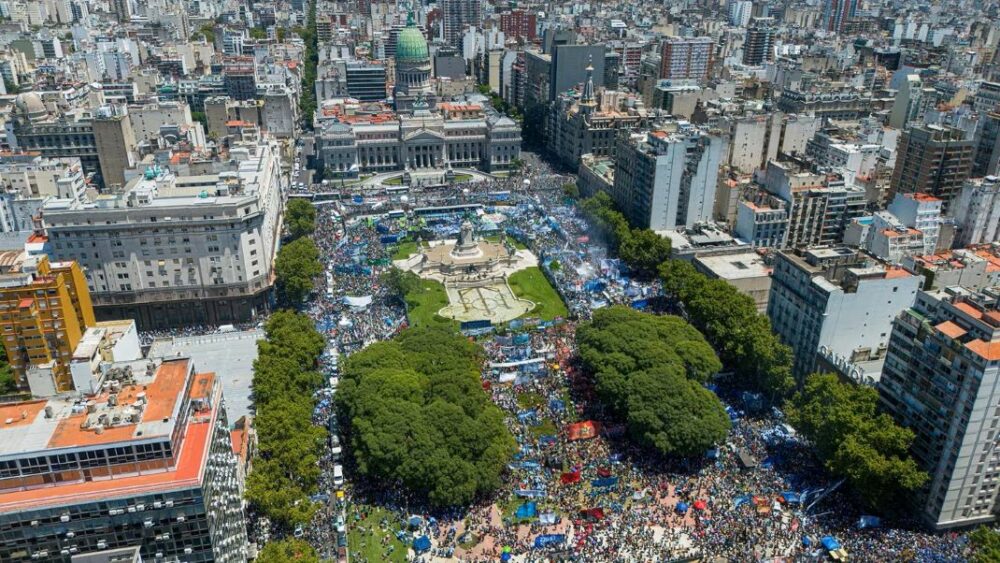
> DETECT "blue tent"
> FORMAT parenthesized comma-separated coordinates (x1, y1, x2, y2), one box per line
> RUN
(533, 534, 565, 549)
(802, 536, 812, 547)
(733, 495, 751, 508)
(413, 536, 431, 552)
(821, 536, 842, 551)
(781, 492, 801, 504)
(408, 516, 423, 528)
(591, 477, 618, 488)
(676, 502, 689, 513)
(515, 502, 537, 519)
(858, 515, 882, 529)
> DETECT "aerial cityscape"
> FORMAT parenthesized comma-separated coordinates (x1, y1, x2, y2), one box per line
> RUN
(0, 0, 999, 561)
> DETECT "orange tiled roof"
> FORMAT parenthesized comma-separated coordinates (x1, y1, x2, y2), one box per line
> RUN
(955, 302, 983, 320)
(966, 340, 1000, 361)
(936, 320, 967, 340)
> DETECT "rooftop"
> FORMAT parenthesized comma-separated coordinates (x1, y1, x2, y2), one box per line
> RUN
(0, 358, 193, 459)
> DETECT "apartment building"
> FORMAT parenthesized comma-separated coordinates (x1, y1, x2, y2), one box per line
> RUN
(878, 287, 1000, 530)
(659, 37, 715, 80)
(610, 125, 723, 231)
(0, 253, 95, 395)
(767, 247, 920, 379)
(890, 124, 975, 212)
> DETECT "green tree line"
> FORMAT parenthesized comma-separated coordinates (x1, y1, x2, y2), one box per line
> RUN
(245, 311, 327, 527)
(274, 200, 322, 304)
(299, 0, 318, 129)
(336, 327, 516, 507)
(577, 307, 730, 456)
(577, 192, 927, 511)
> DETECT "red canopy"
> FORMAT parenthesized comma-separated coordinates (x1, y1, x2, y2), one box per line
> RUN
(560, 471, 581, 485)
(596, 467, 613, 478)
(693, 500, 708, 511)
(566, 421, 600, 441)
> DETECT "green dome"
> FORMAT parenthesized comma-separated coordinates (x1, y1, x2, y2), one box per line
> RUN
(396, 13, 428, 61)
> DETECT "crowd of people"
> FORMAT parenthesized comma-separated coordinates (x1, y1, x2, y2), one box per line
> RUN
(295, 157, 972, 562)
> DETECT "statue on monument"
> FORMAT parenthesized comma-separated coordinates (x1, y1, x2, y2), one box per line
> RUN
(457, 220, 475, 251)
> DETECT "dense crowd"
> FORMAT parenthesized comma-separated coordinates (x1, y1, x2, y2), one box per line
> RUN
(298, 157, 970, 562)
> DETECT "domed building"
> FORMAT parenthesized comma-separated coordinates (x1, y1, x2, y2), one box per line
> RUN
(393, 12, 435, 111)
(13, 92, 49, 123)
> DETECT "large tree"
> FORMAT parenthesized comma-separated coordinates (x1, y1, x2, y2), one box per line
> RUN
(274, 237, 323, 303)
(577, 306, 729, 456)
(256, 539, 321, 563)
(788, 374, 928, 511)
(285, 198, 317, 240)
(660, 259, 794, 398)
(337, 327, 515, 507)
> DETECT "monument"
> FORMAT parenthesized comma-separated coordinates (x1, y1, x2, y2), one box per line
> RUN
(394, 220, 539, 323)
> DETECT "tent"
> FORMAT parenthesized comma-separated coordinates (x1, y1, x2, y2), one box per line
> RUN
(737, 449, 757, 469)
(858, 515, 883, 529)
(781, 492, 801, 504)
(539, 512, 558, 525)
(344, 295, 373, 311)
(566, 421, 599, 441)
(591, 477, 618, 488)
(821, 536, 842, 551)
(515, 502, 538, 520)
(560, 471, 581, 485)
(693, 500, 708, 511)
(580, 508, 605, 521)
(676, 502, 689, 513)
(596, 467, 613, 478)
(413, 536, 431, 552)
(534, 534, 566, 549)
(407, 515, 423, 528)
(733, 495, 751, 508)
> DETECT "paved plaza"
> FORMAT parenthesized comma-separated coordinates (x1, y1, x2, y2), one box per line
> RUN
(441, 282, 534, 323)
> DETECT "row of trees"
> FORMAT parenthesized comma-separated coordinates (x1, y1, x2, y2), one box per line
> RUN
(577, 193, 927, 511)
(299, 0, 318, 129)
(579, 192, 672, 279)
(787, 375, 928, 510)
(336, 327, 516, 507)
(245, 311, 328, 527)
(275, 200, 323, 303)
(577, 307, 730, 457)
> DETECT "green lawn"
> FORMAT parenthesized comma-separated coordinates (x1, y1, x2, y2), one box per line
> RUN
(404, 279, 456, 329)
(508, 267, 568, 321)
(528, 418, 559, 440)
(516, 391, 545, 409)
(383, 176, 404, 185)
(484, 235, 527, 250)
(346, 504, 407, 563)
(391, 241, 418, 260)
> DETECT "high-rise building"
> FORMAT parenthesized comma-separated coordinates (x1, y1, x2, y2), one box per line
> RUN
(890, 124, 975, 212)
(954, 176, 1000, 246)
(767, 247, 920, 379)
(0, 253, 95, 394)
(499, 10, 536, 41)
(659, 36, 715, 80)
(610, 125, 724, 231)
(877, 287, 1000, 530)
(973, 111, 1000, 177)
(0, 357, 249, 561)
(742, 18, 775, 66)
(42, 140, 283, 330)
(736, 159, 866, 249)
(728, 0, 753, 27)
(221, 57, 257, 101)
(441, 0, 481, 47)
(821, 0, 858, 33)
(889, 74, 923, 130)
(91, 105, 137, 190)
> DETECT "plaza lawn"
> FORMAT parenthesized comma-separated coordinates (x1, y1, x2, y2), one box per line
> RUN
(403, 278, 456, 329)
(516, 391, 545, 409)
(346, 504, 406, 563)
(507, 267, 568, 321)
(391, 241, 418, 260)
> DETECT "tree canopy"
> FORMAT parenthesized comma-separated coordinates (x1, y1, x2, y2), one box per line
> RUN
(660, 259, 794, 399)
(256, 538, 321, 563)
(245, 311, 327, 527)
(285, 198, 317, 241)
(577, 306, 729, 456)
(579, 193, 671, 279)
(337, 327, 515, 507)
(787, 374, 928, 511)
(275, 237, 323, 303)
(969, 526, 1000, 563)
